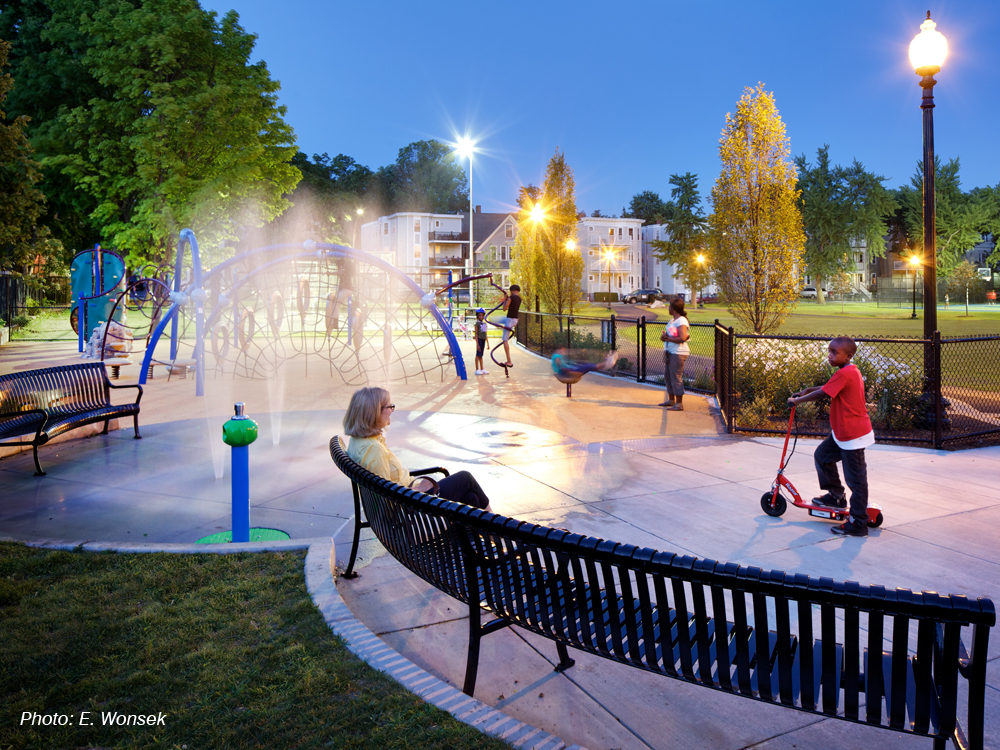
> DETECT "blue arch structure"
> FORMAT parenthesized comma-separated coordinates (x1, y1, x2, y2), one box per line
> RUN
(140, 233, 467, 395)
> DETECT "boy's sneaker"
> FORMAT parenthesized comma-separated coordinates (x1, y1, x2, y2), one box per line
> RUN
(812, 492, 847, 508)
(831, 519, 868, 537)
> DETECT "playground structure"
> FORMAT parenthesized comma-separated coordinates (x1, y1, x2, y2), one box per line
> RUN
(433, 272, 517, 378)
(123, 230, 472, 395)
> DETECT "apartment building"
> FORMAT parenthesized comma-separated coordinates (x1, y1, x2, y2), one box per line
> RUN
(575, 217, 644, 298)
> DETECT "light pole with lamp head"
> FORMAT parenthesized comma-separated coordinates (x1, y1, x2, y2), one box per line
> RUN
(603, 247, 614, 309)
(910, 253, 920, 319)
(909, 11, 948, 432)
(455, 138, 476, 303)
(695, 253, 706, 308)
(527, 203, 545, 312)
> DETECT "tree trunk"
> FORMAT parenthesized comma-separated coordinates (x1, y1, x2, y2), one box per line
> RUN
(966, 287, 969, 317)
(816, 274, 825, 305)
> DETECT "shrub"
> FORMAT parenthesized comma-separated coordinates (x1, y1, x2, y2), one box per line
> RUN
(11, 315, 31, 329)
(26, 297, 40, 316)
(692, 369, 715, 392)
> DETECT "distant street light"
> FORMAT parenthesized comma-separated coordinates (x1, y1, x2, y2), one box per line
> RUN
(909, 254, 921, 319)
(530, 204, 544, 223)
(603, 247, 614, 309)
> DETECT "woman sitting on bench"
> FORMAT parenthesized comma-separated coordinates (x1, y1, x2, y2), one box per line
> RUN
(343, 387, 493, 512)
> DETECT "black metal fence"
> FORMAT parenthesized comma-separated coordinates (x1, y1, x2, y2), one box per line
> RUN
(513, 311, 716, 393)
(511, 310, 1000, 448)
(713, 323, 1000, 449)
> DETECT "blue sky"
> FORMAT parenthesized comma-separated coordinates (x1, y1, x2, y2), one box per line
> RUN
(203, 0, 998, 216)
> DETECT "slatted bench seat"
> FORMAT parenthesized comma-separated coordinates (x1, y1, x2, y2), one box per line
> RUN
(0, 362, 142, 475)
(330, 436, 994, 749)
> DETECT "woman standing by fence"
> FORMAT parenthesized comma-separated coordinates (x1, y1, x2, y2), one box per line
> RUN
(659, 298, 690, 410)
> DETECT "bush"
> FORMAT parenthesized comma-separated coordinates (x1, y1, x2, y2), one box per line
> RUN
(10, 315, 31, 329)
(25, 297, 40, 316)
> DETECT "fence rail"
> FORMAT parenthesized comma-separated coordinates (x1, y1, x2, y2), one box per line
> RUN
(514, 310, 1000, 449)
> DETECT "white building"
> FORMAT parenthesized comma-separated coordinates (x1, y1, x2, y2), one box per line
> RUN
(574, 217, 644, 298)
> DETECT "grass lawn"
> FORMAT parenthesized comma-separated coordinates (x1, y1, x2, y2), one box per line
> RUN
(0, 543, 507, 750)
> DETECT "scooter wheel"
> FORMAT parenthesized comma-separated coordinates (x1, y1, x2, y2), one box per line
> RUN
(868, 511, 884, 528)
(761, 492, 787, 517)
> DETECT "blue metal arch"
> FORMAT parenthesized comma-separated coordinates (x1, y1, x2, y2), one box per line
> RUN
(140, 234, 467, 395)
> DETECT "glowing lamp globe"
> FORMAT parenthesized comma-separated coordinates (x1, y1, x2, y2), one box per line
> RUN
(455, 137, 475, 159)
(566, 240, 576, 251)
(530, 205, 544, 223)
(909, 12, 948, 75)
(910, 255, 921, 267)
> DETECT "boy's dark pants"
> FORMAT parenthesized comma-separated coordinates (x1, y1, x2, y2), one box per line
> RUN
(814, 435, 868, 524)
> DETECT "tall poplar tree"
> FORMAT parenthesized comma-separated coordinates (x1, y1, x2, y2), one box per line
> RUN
(536, 149, 583, 318)
(795, 146, 897, 303)
(709, 84, 804, 334)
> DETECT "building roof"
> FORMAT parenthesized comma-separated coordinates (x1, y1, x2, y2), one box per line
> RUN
(462, 212, 516, 250)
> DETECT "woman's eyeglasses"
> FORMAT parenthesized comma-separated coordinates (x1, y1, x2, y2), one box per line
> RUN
(383, 404, 395, 411)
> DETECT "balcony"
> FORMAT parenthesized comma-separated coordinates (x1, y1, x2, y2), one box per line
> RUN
(430, 255, 467, 269)
(428, 231, 468, 242)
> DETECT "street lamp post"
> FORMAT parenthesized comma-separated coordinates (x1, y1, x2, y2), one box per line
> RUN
(455, 138, 476, 303)
(910, 254, 920, 319)
(696, 253, 706, 308)
(910, 11, 947, 341)
(909, 11, 948, 433)
(604, 248, 614, 309)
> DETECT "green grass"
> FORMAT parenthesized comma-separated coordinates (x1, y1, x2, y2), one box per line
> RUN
(0, 543, 508, 750)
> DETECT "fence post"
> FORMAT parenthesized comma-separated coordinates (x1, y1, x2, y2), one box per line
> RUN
(727, 326, 735, 433)
(539, 313, 544, 355)
(934, 330, 943, 449)
(566, 312, 571, 349)
(610, 314, 616, 351)
(638, 316, 646, 383)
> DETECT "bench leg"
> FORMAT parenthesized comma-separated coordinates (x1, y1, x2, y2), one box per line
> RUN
(133, 414, 141, 439)
(341, 485, 365, 579)
(32, 446, 45, 476)
(554, 641, 576, 673)
(102, 420, 110, 435)
(463, 606, 484, 696)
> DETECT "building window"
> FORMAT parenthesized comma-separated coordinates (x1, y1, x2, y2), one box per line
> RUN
(383, 223, 389, 235)
(589, 275, 594, 281)
(505, 223, 513, 238)
(588, 227, 594, 233)
(500, 245, 507, 261)
(414, 218, 421, 232)
(435, 220, 440, 228)
(414, 246, 421, 259)
(608, 228, 615, 237)
(618, 228, 623, 237)
(391, 220, 396, 233)
(628, 227, 634, 239)
(588, 250, 593, 256)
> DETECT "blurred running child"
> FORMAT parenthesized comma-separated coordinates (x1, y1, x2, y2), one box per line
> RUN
(787, 336, 874, 537)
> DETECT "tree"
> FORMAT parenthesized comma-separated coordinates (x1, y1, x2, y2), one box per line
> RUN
(948, 261, 980, 317)
(515, 184, 541, 211)
(709, 84, 805, 334)
(509, 215, 542, 312)
(375, 140, 468, 214)
(898, 157, 996, 279)
(795, 146, 897, 304)
(590, 209, 605, 218)
(830, 269, 853, 313)
(650, 173, 707, 296)
(42, 0, 301, 267)
(474, 244, 505, 309)
(622, 190, 673, 226)
(0, 39, 60, 274)
(535, 149, 583, 319)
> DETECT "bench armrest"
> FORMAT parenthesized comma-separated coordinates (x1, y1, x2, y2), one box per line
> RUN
(107, 380, 143, 406)
(0, 407, 49, 442)
(411, 466, 450, 478)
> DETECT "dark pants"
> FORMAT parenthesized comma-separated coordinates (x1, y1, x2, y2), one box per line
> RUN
(437, 470, 490, 510)
(814, 435, 868, 523)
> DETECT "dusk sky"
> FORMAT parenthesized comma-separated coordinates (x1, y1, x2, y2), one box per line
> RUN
(204, 0, 998, 217)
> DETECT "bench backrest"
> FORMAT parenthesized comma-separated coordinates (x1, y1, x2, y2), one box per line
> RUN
(0, 362, 111, 416)
(331, 436, 995, 748)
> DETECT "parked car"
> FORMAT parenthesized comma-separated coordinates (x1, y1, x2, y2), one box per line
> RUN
(799, 286, 828, 298)
(622, 288, 667, 304)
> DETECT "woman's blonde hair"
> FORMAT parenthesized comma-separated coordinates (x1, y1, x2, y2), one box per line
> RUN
(343, 387, 390, 438)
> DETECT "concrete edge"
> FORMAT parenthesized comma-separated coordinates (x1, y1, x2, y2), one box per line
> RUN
(6, 535, 587, 750)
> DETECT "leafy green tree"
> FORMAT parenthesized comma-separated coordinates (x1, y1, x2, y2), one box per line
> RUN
(515, 184, 541, 211)
(795, 146, 897, 304)
(375, 140, 468, 214)
(830, 269, 853, 313)
(41, 0, 301, 267)
(0, 0, 110, 254)
(948, 261, 980, 316)
(709, 84, 805, 334)
(509, 212, 542, 312)
(0, 39, 60, 274)
(622, 190, 673, 225)
(899, 157, 996, 279)
(650, 172, 707, 296)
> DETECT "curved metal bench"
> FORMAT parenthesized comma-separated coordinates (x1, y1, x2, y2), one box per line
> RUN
(0, 362, 142, 475)
(330, 436, 994, 749)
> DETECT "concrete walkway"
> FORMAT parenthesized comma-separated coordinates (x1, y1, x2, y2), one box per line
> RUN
(2, 338, 998, 749)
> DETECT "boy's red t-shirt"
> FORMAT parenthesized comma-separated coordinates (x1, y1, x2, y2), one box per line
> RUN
(821, 364, 873, 442)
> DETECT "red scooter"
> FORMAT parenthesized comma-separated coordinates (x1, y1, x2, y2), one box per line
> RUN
(760, 406, 884, 527)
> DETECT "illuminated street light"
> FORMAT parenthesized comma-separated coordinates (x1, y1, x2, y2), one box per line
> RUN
(603, 247, 614, 309)
(910, 253, 921, 319)
(454, 137, 476, 302)
(566, 239, 576, 251)
(530, 204, 545, 223)
(695, 253, 707, 308)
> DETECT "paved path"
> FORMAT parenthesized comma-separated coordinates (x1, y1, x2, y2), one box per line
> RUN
(2, 338, 998, 749)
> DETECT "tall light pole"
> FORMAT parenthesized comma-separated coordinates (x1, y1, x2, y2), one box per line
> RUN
(603, 247, 614, 309)
(695, 253, 706, 309)
(910, 253, 920, 319)
(909, 11, 947, 342)
(455, 138, 475, 302)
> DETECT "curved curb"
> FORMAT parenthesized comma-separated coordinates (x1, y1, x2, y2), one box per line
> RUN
(8, 536, 585, 750)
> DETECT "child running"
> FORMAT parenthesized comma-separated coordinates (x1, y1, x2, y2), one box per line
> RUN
(474, 307, 489, 375)
(787, 336, 874, 537)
